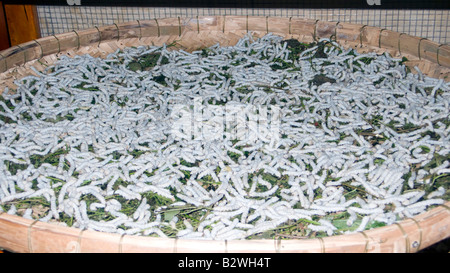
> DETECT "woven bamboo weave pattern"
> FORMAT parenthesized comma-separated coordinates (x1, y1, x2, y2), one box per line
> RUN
(0, 16, 449, 253)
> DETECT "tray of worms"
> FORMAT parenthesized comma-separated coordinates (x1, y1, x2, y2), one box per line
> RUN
(0, 29, 449, 251)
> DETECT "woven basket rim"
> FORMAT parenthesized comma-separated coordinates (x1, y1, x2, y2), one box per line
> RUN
(0, 203, 448, 253)
(0, 16, 449, 253)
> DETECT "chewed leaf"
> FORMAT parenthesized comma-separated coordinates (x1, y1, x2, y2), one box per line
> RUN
(164, 209, 180, 222)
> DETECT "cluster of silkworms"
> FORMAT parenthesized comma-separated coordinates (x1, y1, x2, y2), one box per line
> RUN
(0, 32, 448, 240)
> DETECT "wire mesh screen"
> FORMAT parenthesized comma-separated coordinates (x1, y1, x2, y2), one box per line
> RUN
(36, 6, 449, 44)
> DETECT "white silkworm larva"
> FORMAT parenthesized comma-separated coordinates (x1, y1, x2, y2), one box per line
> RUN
(355, 216, 371, 232)
(427, 187, 446, 199)
(114, 185, 141, 200)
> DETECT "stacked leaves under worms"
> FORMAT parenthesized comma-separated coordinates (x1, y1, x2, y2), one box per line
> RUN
(0, 33, 449, 240)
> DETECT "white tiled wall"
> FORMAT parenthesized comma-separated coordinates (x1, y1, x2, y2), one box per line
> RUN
(37, 6, 449, 44)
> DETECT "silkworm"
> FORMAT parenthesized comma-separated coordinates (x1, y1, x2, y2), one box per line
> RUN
(405, 198, 444, 210)
(114, 185, 142, 200)
(355, 216, 371, 232)
(427, 186, 446, 199)
(307, 223, 335, 236)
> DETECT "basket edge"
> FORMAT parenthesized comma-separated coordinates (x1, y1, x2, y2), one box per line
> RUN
(0, 16, 449, 74)
(0, 202, 448, 253)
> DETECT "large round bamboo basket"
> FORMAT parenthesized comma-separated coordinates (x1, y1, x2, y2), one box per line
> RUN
(0, 16, 449, 253)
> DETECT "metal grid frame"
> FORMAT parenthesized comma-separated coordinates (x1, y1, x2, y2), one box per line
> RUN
(37, 6, 449, 44)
